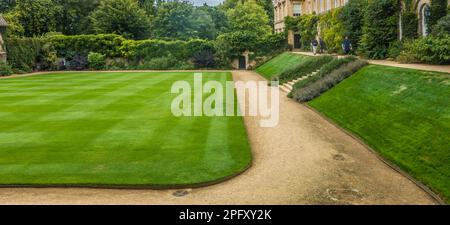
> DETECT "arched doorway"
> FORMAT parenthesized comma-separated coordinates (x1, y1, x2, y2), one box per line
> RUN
(419, 3, 431, 36)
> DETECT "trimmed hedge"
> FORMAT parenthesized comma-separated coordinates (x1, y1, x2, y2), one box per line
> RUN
(6, 33, 284, 71)
(5, 34, 220, 71)
(48, 34, 126, 57)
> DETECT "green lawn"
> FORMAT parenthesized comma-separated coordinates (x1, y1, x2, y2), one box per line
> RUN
(256, 52, 305, 79)
(0, 72, 251, 186)
(308, 65, 450, 202)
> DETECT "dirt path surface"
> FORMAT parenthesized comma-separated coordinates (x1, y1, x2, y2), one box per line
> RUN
(292, 51, 450, 73)
(0, 71, 438, 205)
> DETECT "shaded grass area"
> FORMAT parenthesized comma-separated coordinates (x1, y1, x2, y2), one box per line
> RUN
(256, 52, 305, 79)
(0, 72, 251, 186)
(308, 65, 450, 202)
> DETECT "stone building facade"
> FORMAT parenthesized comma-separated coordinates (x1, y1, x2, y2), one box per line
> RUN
(274, 0, 349, 47)
(274, 0, 449, 49)
(0, 15, 8, 63)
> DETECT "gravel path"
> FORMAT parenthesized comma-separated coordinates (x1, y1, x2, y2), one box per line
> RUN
(0, 71, 438, 205)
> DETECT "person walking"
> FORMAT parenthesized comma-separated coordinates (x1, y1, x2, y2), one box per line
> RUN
(319, 38, 326, 54)
(342, 36, 352, 55)
(311, 38, 319, 55)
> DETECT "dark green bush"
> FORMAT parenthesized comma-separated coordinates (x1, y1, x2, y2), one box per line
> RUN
(87, 52, 106, 70)
(0, 62, 13, 76)
(275, 56, 333, 84)
(66, 55, 88, 70)
(387, 40, 404, 59)
(256, 33, 287, 56)
(293, 60, 368, 102)
(192, 49, 216, 68)
(5, 37, 45, 72)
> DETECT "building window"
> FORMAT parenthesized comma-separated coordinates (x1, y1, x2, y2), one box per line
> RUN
(293, 3, 302, 17)
(327, 0, 331, 10)
(335, 0, 339, 7)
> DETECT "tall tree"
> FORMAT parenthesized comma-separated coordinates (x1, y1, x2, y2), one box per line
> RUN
(13, 0, 59, 37)
(198, 4, 229, 34)
(189, 7, 217, 39)
(220, 0, 273, 28)
(151, 1, 194, 39)
(226, 0, 271, 37)
(53, 0, 100, 35)
(90, 0, 151, 40)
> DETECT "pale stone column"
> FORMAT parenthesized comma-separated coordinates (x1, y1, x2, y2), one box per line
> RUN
(0, 34, 6, 63)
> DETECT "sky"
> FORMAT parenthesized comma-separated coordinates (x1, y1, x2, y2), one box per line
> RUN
(191, 0, 224, 6)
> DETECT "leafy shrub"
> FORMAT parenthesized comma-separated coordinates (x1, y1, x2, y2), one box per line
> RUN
(0, 62, 13, 76)
(275, 56, 333, 84)
(387, 40, 403, 59)
(4, 37, 45, 72)
(292, 60, 368, 102)
(66, 55, 88, 70)
(291, 56, 358, 93)
(398, 35, 450, 64)
(88, 52, 106, 70)
(37, 42, 58, 71)
(192, 49, 216, 68)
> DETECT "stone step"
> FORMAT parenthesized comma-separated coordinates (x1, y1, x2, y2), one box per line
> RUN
(284, 83, 293, 89)
(279, 85, 292, 93)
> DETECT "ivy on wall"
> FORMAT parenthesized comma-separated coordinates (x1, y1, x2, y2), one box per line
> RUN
(318, 8, 345, 53)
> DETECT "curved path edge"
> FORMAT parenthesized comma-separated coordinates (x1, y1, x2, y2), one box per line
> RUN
(0, 70, 440, 205)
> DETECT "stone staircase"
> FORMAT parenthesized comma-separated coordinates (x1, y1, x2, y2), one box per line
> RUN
(279, 70, 320, 93)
